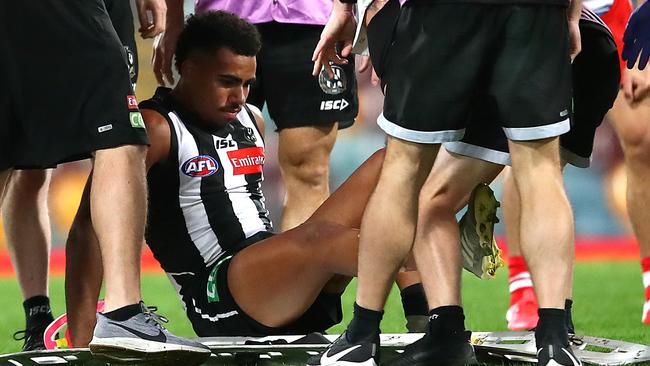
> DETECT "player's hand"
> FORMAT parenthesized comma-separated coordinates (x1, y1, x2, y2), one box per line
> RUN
(623, 67, 650, 103)
(152, 28, 181, 86)
(135, 0, 167, 39)
(358, 56, 380, 86)
(622, 1, 650, 70)
(312, 3, 357, 78)
(568, 18, 581, 62)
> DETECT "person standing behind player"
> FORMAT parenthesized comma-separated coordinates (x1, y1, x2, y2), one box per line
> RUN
(310, 0, 581, 365)
(0, 0, 210, 364)
(152, 0, 359, 230)
(4, 0, 141, 351)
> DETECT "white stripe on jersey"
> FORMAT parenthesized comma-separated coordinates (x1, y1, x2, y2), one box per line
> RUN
(584, 0, 614, 15)
(169, 112, 223, 267)
(213, 109, 269, 240)
(581, 7, 610, 32)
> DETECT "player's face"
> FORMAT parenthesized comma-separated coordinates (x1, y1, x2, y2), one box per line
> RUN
(188, 47, 256, 125)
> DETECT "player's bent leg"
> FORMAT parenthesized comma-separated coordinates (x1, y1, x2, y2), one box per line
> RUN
(278, 124, 338, 230)
(414, 149, 502, 310)
(228, 221, 360, 328)
(3, 169, 54, 351)
(607, 91, 650, 323)
(306, 148, 384, 230)
(65, 175, 103, 348)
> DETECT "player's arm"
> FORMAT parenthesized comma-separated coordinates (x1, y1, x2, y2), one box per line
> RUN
(152, 0, 184, 85)
(141, 109, 172, 169)
(567, 0, 582, 61)
(135, 0, 168, 38)
(247, 104, 266, 137)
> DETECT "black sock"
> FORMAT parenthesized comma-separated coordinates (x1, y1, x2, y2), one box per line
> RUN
(400, 284, 428, 316)
(428, 305, 465, 339)
(103, 303, 143, 321)
(536, 308, 568, 347)
(346, 303, 383, 342)
(24, 296, 53, 329)
(564, 299, 575, 334)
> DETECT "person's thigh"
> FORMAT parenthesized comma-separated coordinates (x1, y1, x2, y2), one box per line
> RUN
(227, 223, 359, 328)
(491, 5, 572, 142)
(7, 0, 148, 168)
(257, 22, 358, 130)
(380, 3, 491, 143)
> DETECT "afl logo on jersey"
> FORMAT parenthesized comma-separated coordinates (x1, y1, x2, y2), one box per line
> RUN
(182, 155, 219, 178)
(318, 65, 347, 95)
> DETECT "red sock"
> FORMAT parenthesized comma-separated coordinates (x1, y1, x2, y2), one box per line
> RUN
(642, 257, 650, 302)
(508, 256, 533, 306)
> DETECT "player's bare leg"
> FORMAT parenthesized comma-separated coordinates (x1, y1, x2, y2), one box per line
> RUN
(503, 163, 576, 331)
(414, 150, 502, 310)
(229, 149, 385, 327)
(3, 169, 54, 350)
(607, 89, 650, 323)
(278, 124, 338, 230)
(355, 138, 437, 313)
(91, 145, 147, 311)
(65, 176, 103, 347)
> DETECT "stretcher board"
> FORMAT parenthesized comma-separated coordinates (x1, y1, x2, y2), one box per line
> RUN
(1, 332, 648, 365)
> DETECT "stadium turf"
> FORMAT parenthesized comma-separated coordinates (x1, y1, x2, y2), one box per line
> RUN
(0, 261, 647, 357)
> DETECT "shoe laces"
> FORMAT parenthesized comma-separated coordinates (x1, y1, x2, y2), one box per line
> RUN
(142, 305, 169, 330)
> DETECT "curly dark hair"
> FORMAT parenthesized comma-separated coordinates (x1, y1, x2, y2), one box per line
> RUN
(175, 11, 261, 73)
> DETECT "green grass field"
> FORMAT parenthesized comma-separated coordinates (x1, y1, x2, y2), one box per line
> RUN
(0, 261, 648, 356)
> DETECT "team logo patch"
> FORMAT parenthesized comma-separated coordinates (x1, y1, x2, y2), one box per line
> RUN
(227, 147, 265, 175)
(129, 112, 145, 129)
(182, 155, 219, 177)
(318, 65, 347, 95)
(127, 95, 138, 109)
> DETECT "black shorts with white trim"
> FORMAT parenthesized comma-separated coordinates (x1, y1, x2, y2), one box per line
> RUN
(444, 19, 620, 168)
(379, 2, 572, 144)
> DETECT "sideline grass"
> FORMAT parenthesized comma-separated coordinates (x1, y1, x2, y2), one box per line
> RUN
(0, 261, 647, 355)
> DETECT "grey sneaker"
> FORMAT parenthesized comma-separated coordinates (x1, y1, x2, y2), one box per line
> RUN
(89, 303, 211, 365)
(459, 183, 504, 279)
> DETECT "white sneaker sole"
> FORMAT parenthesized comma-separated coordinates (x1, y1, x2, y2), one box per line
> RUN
(90, 337, 210, 364)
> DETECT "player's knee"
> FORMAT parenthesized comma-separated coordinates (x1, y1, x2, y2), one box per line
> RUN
(620, 126, 650, 164)
(280, 154, 330, 191)
(296, 221, 353, 252)
(418, 184, 457, 219)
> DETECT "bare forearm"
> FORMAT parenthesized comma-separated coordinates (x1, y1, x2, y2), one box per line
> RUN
(166, 0, 184, 29)
(568, 0, 582, 22)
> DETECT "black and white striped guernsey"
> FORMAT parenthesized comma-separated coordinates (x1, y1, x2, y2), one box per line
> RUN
(141, 87, 273, 276)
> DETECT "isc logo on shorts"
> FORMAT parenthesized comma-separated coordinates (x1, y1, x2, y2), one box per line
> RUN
(320, 99, 349, 111)
(181, 155, 219, 177)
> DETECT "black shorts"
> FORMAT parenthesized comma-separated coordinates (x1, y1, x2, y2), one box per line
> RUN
(104, 0, 138, 86)
(379, 2, 572, 143)
(0, 0, 148, 169)
(247, 22, 359, 131)
(173, 232, 343, 336)
(444, 19, 620, 168)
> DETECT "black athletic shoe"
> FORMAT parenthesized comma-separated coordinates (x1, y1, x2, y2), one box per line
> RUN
(384, 329, 477, 366)
(13, 324, 47, 351)
(537, 343, 582, 366)
(306, 331, 379, 366)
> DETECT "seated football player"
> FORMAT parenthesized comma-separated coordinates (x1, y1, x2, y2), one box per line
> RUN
(63, 10, 435, 347)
